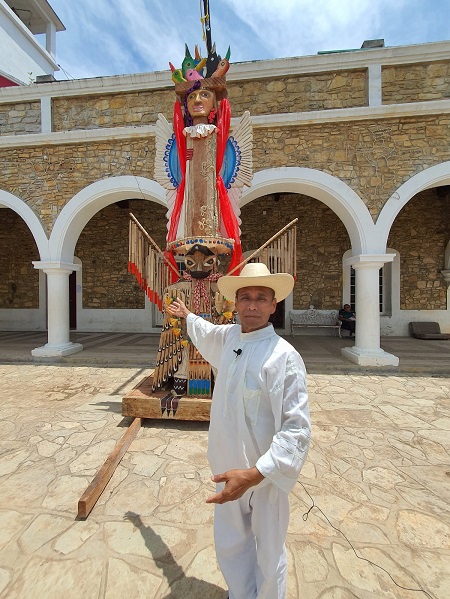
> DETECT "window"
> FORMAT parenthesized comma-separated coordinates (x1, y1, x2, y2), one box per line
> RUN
(343, 250, 395, 316)
(350, 267, 355, 311)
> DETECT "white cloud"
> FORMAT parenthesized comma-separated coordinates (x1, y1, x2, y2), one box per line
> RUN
(49, 0, 450, 79)
(222, 0, 404, 57)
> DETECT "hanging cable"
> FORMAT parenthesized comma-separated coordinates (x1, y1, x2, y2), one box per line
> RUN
(57, 64, 75, 80)
(297, 480, 435, 599)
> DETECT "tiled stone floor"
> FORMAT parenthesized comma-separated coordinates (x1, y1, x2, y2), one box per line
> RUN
(0, 361, 449, 598)
(1, 331, 450, 375)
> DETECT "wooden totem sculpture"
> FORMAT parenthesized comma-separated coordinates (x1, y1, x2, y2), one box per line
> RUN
(127, 42, 253, 417)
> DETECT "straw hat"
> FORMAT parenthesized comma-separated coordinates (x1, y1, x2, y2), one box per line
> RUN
(218, 262, 294, 302)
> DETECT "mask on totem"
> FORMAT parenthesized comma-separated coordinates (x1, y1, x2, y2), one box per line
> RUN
(184, 245, 218, 279)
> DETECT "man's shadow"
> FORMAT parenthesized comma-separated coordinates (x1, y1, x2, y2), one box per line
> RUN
(124, 511, 226, 598)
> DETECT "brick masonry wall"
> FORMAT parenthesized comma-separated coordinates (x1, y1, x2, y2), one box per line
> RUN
(388, 189, 450, 310)
(0, 209, 40, 308)
(241, 194, 349, 310)
(75, 200, 167, 309)
(0, 101, 41, 136)
(383, 61, 450, 104)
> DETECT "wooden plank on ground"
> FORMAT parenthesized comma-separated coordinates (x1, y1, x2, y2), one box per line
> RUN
(77, 417, 142, 519)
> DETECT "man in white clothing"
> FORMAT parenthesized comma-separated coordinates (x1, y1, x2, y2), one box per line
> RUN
(166, 262, 311, 599)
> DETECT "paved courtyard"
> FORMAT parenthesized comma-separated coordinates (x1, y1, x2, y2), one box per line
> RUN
(0, 361, 449, 598)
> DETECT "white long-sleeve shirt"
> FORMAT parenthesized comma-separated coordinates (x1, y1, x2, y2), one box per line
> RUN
(186, 314, 311, 494)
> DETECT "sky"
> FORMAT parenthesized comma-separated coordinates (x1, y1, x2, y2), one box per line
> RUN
(46, 0, 450, 81)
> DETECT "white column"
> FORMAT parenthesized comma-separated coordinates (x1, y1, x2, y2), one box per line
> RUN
(41, 96, 52, 134)
(46, 21, 57, 58)
(342, 254, 399, 367)
(31, 262, 83, 358)
(368, 64, 382, 107)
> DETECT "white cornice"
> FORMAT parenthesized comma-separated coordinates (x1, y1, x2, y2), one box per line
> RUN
(1, 99, 449, 149)
(0, 40, 449, 103)
(250, 99, 450, 128)
(0, 125, 156, 148)
(230, 41, 450, 81)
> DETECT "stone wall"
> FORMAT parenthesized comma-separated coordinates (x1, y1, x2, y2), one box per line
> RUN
(75, 190, 450, 310)
(388, 189, 450, 310)
(1, 58, 449, 138)
(75, 193, 353, 313)
(251, 116, 450, 217)
(241, 194, 350, 310)
(383, 61, 450, 104)
(50, 70, 367, 131)
(226, 70, 367, 115)
(1, 113, 448, 235)
(52, 90, 174, 131)
(75, 200, 167, 309)
(0, 209, 39, 308)
(0, 139, 156, 235)
(1, 189, 447, 313)
(1, 53, 449, 317)
(0, 101, 41, 136)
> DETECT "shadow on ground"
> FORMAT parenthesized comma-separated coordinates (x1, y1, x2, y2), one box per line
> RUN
(124, 512, 226, 598)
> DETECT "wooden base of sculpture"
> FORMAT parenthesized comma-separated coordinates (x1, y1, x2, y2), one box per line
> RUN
(122, 375, 211, 421)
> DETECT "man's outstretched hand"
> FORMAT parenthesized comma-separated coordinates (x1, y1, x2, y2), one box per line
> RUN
(206, 467, 265, 504)
(166, 298, 191, 319)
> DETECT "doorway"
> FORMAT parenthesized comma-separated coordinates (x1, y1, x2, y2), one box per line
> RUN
(69, 271, 77, 329)
(269, 299, 285, 328)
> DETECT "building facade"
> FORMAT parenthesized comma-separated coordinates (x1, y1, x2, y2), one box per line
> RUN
(1, 40, 449, 366)
(0, 0, 64, 86)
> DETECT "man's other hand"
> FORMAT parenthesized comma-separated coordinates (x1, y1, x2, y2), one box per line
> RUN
(206, 467, 265, 504)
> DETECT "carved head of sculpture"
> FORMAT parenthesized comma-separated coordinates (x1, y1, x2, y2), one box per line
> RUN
(185, 245, 218, 279)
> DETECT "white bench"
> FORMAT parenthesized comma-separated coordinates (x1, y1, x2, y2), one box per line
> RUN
(290, 309, 342, 337)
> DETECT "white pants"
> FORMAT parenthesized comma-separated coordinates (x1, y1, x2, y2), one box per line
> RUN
(214, 484, 290, 599)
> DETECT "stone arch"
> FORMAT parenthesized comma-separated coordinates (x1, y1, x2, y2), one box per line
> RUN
(49, 176, 166, 262)
(241, 167, 376, 254)
(0, 189, 48, 259)
(376, 161, 450, 247)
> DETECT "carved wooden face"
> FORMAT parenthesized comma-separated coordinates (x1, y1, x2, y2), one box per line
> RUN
(185, 249, 217, 279)
(186, 89, 215, 121)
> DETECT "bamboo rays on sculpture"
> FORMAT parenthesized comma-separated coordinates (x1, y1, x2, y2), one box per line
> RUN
(156, 301, 184, 376)
(229, 218, 298, 277)
(188, 353, 212, 396)
(128, 213, 178, 310)
(153, 288, 187, 392)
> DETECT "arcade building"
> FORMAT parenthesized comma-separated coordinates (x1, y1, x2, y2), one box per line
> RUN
(1, 2, 449, 367)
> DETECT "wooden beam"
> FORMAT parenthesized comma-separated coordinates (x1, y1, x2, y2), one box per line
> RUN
(77, 417, 142, 519)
